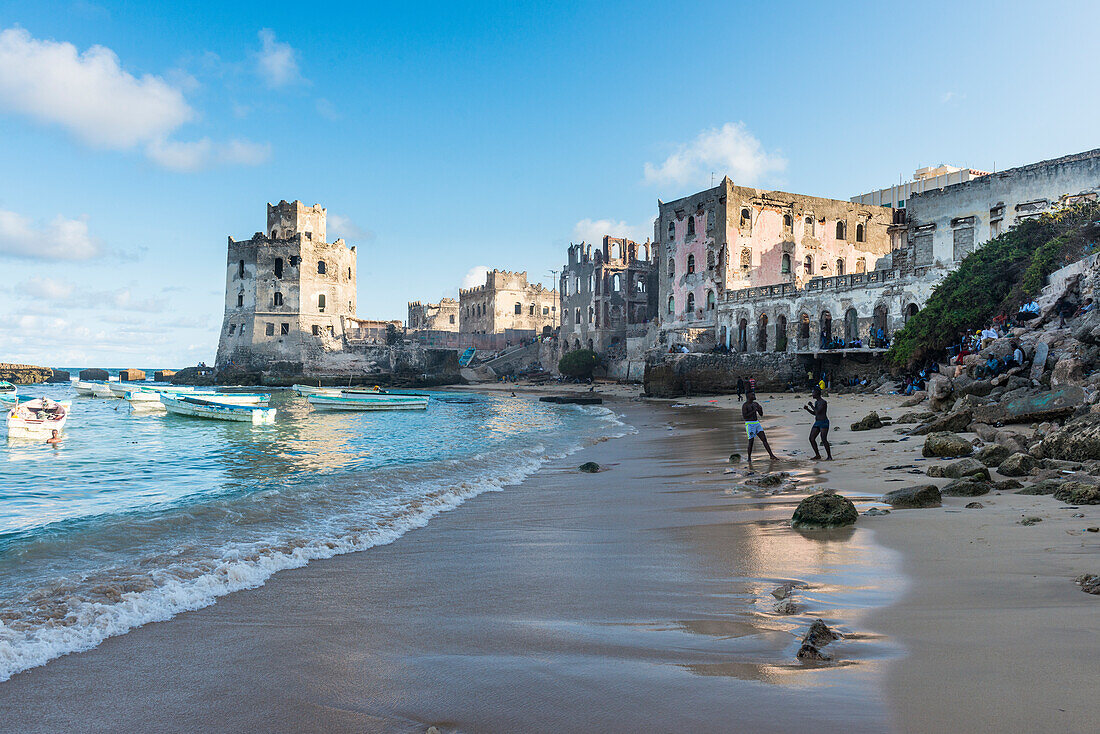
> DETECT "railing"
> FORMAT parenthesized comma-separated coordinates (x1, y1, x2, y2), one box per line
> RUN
(723, 268, 900, 302)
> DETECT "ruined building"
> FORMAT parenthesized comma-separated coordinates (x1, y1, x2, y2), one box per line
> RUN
(559, 236, 656, 355)
(407, 298, 459, 332)
(458, 270, 558, 335)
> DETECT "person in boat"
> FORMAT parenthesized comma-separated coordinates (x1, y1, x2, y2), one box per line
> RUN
(46, 429, 61, 445)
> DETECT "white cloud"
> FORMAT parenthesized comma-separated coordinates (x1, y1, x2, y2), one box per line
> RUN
(315, 97, 340, 121)
(144, 137, 270, 171)
(0, 208, 101, 260)
(461, 266, 490, 289)
(941, 91, 965, 104)
(0, 26, 192, 149)
(110, 288, 166, 313)
(20, 276, 75, 299)
(256, 29, 302, 88)
(643, 122, 786, 189)
(328, 213, 372, 242)
(573, 217, 653, 244)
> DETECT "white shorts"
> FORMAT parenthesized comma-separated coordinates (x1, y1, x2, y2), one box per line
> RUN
(745, 421, 763, 439)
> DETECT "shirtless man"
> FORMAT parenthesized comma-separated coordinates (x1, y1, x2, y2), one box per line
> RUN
(46, 429, 62, 445)
(803, 386, 832, 460)
(741, 391, 778, 462)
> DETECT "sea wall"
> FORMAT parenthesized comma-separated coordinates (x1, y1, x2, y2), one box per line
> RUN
(0, 363, 54, 384)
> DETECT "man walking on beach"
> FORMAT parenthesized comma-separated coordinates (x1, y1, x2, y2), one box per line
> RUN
(736, 376, 744, 401)
(742, 391, 778, 462)
(803, 386, 832, 460)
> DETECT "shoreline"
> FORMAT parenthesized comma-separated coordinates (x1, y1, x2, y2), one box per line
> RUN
(0, 388, 1095, 731)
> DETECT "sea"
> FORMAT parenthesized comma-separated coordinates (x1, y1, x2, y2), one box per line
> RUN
(0, 383, 629, 681)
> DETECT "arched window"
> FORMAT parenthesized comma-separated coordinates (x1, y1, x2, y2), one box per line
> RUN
(273, 291, 283, 306)
(856, 257, 867, 273)
(588, 274, 594, 292)
(274, 257, 283, 279)
(836, 259, 845, 276)
(740, 208, 751, 227)
(317, 260, 326, 275)
(707, 251, 716, 271)
(856, 223, 865, 242)
(687, 254, 695, 274)
(237, 293, 244, 307)
(667, 296, 675, 314)
(588, 306, 594, 323)
(238, 260, 245, 278)
(575, 308, 581, 323)
(449, 314, 455, 324)
(668, 257, 675, 278)
(667, 220, 676, 240)
(805, 215, 814, 229)
(318, 294, 326, 312)
(835, 221, 846, 240)
(687, 292, 695, 313)
(612, 274, 621, 292)
(611, 243, 621, 259)
(781, 253, 791, 274)
(638, 243, 649, 261)
(740, 248, 751, 270)
(706, 290, 715, 310)
(514, 302, 522, 315)
(799, 313, 810, 339)
(803, 255, 813, 275)
(783, 214, 792, 229)
(686, 216, 696, 237)
(905, 303, 919, 321)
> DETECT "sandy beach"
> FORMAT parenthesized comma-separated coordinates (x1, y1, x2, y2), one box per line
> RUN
(1, 388, 1096, 733)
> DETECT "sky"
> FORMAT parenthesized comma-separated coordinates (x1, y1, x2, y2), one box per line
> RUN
(1, 0, 1098, 368)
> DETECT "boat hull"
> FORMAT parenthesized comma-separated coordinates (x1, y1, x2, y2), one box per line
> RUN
(7, 399, 69, 439)
(159, 395, 276, 424)
(307, 395, 429, 411)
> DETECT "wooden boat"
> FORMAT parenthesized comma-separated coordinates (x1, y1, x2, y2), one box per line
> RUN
(292, 384, 345, 396)
(73, 380, 102, 396)
(7, 398, 69, 439)
(159, 395, 276, 424)
(306, 393, 429, 411)
(108, 382, 149, 398)
(0, 382, 15, 406)
(0, 381, 15, 395)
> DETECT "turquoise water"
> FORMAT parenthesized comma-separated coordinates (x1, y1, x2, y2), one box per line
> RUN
(0, 385, 627, 680)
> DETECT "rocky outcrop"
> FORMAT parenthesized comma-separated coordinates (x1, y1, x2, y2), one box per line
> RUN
(1053, 482, 1100, 504)
(935, 458, 990, 480)
(0, 363, 53, 384)
(1040, 414, 1100, 461)
(791, 493, 858, 529)
(923, 432, 974, 457)
(850, 412, 884, 431)
(897, 411, 935, 424)
(797, 619, 841, 662)
(910, 409, 973, 436)
(1016, 479, 1065, 495)
(976, 444, 1013, 467)
(941, 477, 994, 496)
(974, 386, 1085, 425)
(997, 453, 1037, 477)
(882, 484, 942, 508)
(1051, 357, 1087, 387)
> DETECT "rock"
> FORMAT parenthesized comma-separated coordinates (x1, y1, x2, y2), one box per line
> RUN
(1089, 527, 1100, 533)
(926, 375, 954, 411)
(1016, 479, 1064, 495)
(997, 453, 1037, 477)
(578, 462, 601, 473)
(994, 479, 1024, 491)
(953, 375, 995, 397)
(803, 618, 840, 647)
(1030, 341, 1050, 382)
(791, 493, 858, 528)
(1053, 482, 1100, 504)
(971, 423, 999, 442)
(850, 412, 884, 431)
(729, 453, 742, 463)
(976, 444, 1013, 467)
(1019, 516, 1043, 526)
(796, 643, 832, 661)
(771, 582, 799, 600)
(901, 391, 927, 407)
(541, 396, 603, 405)
(882, 484, 942, 508)
(1051, 357, 1087, 388)
(79, 368, 109, 381)
(994, 429, 1030, 455)
(897, 411, 935, 424)
(1040, 414, 1100, 461)
(773, 598, 798, 614)
(999, 386, 1086, 424)
(941, 477, 994, 496)
(747, 471, 790, 487)
(863, 507, 891, 516)
(940, 458, 990, 480)
(910, 410, 974, 436)
(1075, 573, 1100, 595)
(923, 432, 974, 457)
(965, 502, 985, 509)
(427, 727, 441, 734)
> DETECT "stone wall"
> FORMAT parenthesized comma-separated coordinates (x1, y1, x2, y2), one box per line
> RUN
(458, 269, 558, 334)
(0, 363, 53, 384)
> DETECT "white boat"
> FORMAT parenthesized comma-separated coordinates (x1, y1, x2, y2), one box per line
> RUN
(292, 384, 345, 396)
(0, 381, 16, 405)
(307, 393, 429, 411)
(7, 398, 69, 439)
(73, 380, 102, 396)
(159, 394, 276, 424)
(91, 383, 115, 398)
(108, 382, 150, 398)
(0, 381, 15, 395)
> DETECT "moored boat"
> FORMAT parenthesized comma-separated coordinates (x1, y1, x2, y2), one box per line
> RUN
(7, 398, 69, 439)
(306, 393, 429, 411)
(0, 381, 15, 395)
(292, 384, 346, 396)
(73, 380, 102, 396)
(159, 394, 276, 424)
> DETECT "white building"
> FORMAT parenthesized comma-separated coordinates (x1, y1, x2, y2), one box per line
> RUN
(852, 164, 990, 209)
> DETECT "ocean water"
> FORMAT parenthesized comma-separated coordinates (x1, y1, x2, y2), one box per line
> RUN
(0, 385, 628, 681)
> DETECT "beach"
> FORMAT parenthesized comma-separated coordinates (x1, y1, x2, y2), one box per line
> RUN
(0, 389, 1096, 733)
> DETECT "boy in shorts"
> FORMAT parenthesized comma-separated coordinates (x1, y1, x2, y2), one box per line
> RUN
(741, 391, 778, 462)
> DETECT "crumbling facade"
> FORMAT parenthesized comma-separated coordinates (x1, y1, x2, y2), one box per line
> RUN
(458, 270, 558, 335)
(559, 236, 656, 354)
(407, 299, 459, 332)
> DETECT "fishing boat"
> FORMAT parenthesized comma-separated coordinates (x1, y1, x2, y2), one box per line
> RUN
(108, 382, 148, 398)
(0, 382, 16, 406)
(306, 392, 429, 411)
(159, 394, 276, 424)
(292, 384, 345, 396)
(7, 398, 69, 439)
(0, 381, 15, 395)
(73, 380, 102, 396)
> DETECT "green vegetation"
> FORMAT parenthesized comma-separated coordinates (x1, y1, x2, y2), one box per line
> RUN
(558, 348, 600, 378)
(888, 203, 1100, 366)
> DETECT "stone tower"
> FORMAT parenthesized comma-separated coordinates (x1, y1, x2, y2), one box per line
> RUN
(215, 201, 358, 371)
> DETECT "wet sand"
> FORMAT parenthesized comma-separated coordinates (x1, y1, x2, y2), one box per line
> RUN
(0, 390, 1096, 732)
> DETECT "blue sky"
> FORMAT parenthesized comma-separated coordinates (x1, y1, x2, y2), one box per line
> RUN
(1, 0, 1098, 367)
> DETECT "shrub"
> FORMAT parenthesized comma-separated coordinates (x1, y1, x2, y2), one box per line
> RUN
(559, 349, 600, 378)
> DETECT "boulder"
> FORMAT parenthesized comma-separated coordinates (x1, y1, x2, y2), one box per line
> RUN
(923, 432, 974, 457)
(972, 386, 1085, 425)
(994, 479, 1024, 491)
(882, 484, 942, 509)
(971, 423, 999, 442)
(46, 369, 71, 384)
(965, 502, 985, 509)
(994, 430, 1030, 455)
(802, 619, 840, 648)
(747, 471, 790, 487)
(910, 409, 973, 436)
(941, 477, 995, 496)
(1051, 357, 1087, 388)
(1040, 414, 1100, 461)
(940, 458, 990, 480)
(796, 643, 832, 661)
(997, 453, 1037, 477)
(976, 444, 1013, 467)
(1016, 479, 1064, 495)
(773, 598, 798, 615)
(1053, 482, 1100, 504)
(1075, 573, 1100, 595)
(926, 375, 954, 411)
(952, 375, 995, 397)
(578, 462, 601, 473)
(900, 391, 927, 407)
(850, 412, 884, 431)
(79, 368, 109, 381)
(791, 493, 858, 528)
(897, 411, 935, 424)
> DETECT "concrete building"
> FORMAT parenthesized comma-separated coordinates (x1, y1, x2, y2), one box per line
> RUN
(458, 270, 558, 335)
(656, 178, 894, 347)
(559, 236, 656, 355)
(851, 164, 990, 209)
(407, 298, 459, 331)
